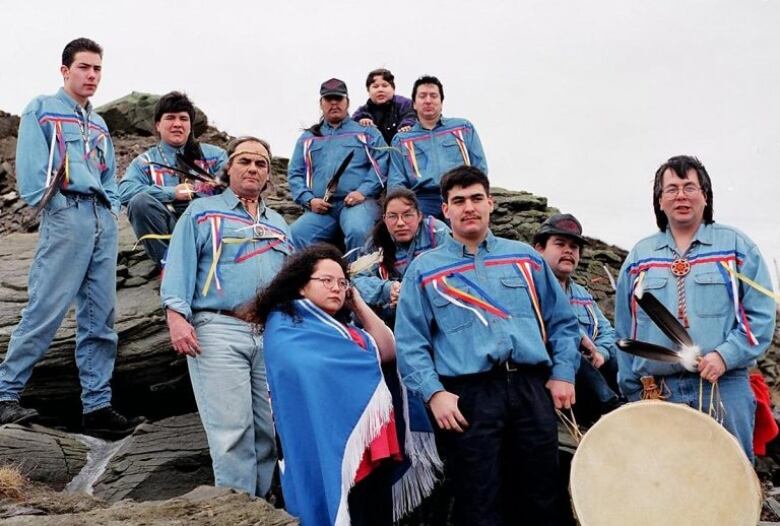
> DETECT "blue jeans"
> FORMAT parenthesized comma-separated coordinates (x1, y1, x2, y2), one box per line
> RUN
(627, 368, 757, 460)
(125, 192, 179, 267)
(0, 193, 118, 413)
(188, 311, 276, 497)
(291, 198, 379, 255)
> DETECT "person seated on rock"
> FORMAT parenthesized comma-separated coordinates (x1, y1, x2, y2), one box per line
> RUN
(249, 244, 440, 526)
(352, 187, 449, 328)
(388, 75, 487, 219)
(118, 91, 227, 270)
(288, 78, 389, 257)
(533, 213, 621, 425)
(352, 68, 416, 145)
(0, 38, 143, 438)
(161, 137, 292, 498)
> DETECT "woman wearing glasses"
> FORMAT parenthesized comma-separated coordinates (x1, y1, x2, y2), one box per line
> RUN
(248, 244, 440, 525)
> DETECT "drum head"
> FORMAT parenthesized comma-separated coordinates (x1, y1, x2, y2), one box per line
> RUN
(570, 400, 761, 525)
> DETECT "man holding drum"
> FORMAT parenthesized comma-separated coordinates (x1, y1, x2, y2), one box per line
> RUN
(615, 155, 776, 459)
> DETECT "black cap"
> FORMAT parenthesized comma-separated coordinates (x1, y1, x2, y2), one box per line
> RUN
(320, 78, 348, 98)
(533, 213, 588, 246)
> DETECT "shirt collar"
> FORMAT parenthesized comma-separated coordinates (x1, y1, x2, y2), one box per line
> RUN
(444, 230, 496, 256)
(655, 222, 712, 250)
(56, 87, 92, 114)
(158, 141, 184, 156)
(221, 188, 269, 217)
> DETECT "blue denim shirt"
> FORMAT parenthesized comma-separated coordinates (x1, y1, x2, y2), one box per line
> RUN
(118, 141, 227, 204)
(16, 88, 118, 213)
(161, 188, 292, 318)
(395, 232, 581, 401)
(388, 117, 487, 194)
(567, 280, 618, 360)
(353, 216, 450, 306)
(615, 223, 776, 396)
(287, 118, 389, 206)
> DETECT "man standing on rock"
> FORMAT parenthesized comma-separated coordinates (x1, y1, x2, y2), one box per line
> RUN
(615, 155, 776, 460)
(161, 137, 292, 498)
(118, 92, 227, 271)
(395, 166, 580, 525)
(388, 75, 487, 219)
(0, 38, 143, 437)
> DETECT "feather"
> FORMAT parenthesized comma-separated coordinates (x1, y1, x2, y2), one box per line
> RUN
(348, 250, 383, 276)
(323, 151, 354, 203)
(635, 291, 694, 347)
(617, 338, 701, 372)
(35, 164, 66, 216)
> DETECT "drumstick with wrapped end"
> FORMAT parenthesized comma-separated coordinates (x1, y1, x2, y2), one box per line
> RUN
(617, 338, 700, 372)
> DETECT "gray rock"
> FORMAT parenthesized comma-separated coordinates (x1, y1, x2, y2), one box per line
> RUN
(96, 92, 208, 137)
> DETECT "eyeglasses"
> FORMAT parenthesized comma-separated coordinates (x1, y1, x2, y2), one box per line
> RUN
(661, 184, 702, 199)
(384, 211, 418, 223)
(310, 275, 350, 291)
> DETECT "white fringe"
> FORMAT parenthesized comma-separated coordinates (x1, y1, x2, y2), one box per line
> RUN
(334, 380, 394, 526)
(392, 431, 444, 521)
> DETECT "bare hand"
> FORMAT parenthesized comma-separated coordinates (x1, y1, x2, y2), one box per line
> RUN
(345, 285, 365, 313)
(309, 198, 332, 214)
(580, 336, 605, 368)
(429, 391, 469, 432)
(388, 281, 402, 306)
(546, 379, 575, 410)
(174, 183, 194, 201)
(398, 125, 412, 133)
(344, 191, 366, 207)
(359, 118, 375, 127)
(698, 351, 726, 383)
(166, 310, 201, 356)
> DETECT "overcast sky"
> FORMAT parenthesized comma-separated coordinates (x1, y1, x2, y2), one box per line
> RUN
(1, 0, 778, 283)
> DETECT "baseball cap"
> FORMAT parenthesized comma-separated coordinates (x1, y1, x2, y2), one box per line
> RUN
(320, 78, 348, 98)
(533, 213, 588, 246)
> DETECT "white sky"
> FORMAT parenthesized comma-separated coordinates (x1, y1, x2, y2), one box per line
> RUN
(1, 0, 779, 284)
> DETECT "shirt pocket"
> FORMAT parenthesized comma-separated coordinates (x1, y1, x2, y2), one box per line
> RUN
(430, 290, 474, 334)
(636, 277, 668, 324)
(62, 131, 84, 167)
(692, 271, 730, 317)
(498, 276, 534, 318)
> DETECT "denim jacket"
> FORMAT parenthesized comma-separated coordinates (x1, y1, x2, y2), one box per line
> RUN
(287, 119, 389, 206)
(353, 216, 450, 307)
(567, 280, 619, 360)
(395, 231, 581, 401)
(118, 141, 227, 205)
(615, 223, 776, 396)
(16, 88, 118, 213)
(161, 188, 292, 318)
(388, 117, 487, 194)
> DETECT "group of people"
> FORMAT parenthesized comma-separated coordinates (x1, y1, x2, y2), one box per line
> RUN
(1, 37, 777, 526)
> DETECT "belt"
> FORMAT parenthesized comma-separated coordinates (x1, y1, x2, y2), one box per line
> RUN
(193, 309, 244, 320)
(441, 361, 549, 382)
(61, 190, 110, 207)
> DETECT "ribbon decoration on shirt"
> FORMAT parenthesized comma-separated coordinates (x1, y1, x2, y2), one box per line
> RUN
(513, 261, 547, 343)
(357, 133, 385, 187)
(571, 296, 600, 340)
(451, 128, 471, 166)
(202, 216, 224, 296)
(716, 261, 759, 346)
(403, 140, 422, 181)
(144, 152, 165, 186)
(303, 137, 315, 189)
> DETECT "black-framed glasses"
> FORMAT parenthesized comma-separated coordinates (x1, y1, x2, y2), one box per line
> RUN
(384, 211, 418, 223)
(310, 275, 350, 291)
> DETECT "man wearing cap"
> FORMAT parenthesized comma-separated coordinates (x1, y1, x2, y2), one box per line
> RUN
(161, 137, 292, 497)
(615, 155, 775, 459)
(388, 75, 487, 219)
(395, 166, 580, 525)
(534, 213, 621, 424)
(119, 91, 227, 270)
(288, 78, 389, 255)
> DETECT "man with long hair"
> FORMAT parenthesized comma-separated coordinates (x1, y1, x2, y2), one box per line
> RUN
(119, 92, 227, 269)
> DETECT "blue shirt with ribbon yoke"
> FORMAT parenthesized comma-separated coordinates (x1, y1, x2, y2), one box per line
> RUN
(161, 188, 293, 318)
(615, 223, 776, 395)
(287, 119, 389, 206)
(395, 231, 581, 402)
(567, 280, 619, 361)
(388, 117, 487, 194)
(16, 88, 118, 213)
(118, 141, 227, 205)
(353, 216, 450, 306)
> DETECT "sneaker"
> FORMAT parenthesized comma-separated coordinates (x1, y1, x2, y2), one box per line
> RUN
(82, 407, 146, 440)
(0, 401, 39, 425)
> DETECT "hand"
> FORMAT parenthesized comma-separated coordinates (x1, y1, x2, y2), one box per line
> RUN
(398, 125, 412, 133)
(174, 183, 195, 201)
(546, 379, 575, 410)
(166, 310, 201, 357)
(309, 198, 332, 214)
(388, 281, 402, 306)
(429, 391, 469, 432)
(698, 351, 727, 383)
(345, 285, 365, 313)
(580, 336, 605, 368)
(344, 191, 366, 207)
(359, 118, 375, 127)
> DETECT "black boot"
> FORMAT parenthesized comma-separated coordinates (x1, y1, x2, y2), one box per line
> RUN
(0, 401, 38, 425)
(82, 407, 146, 440)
